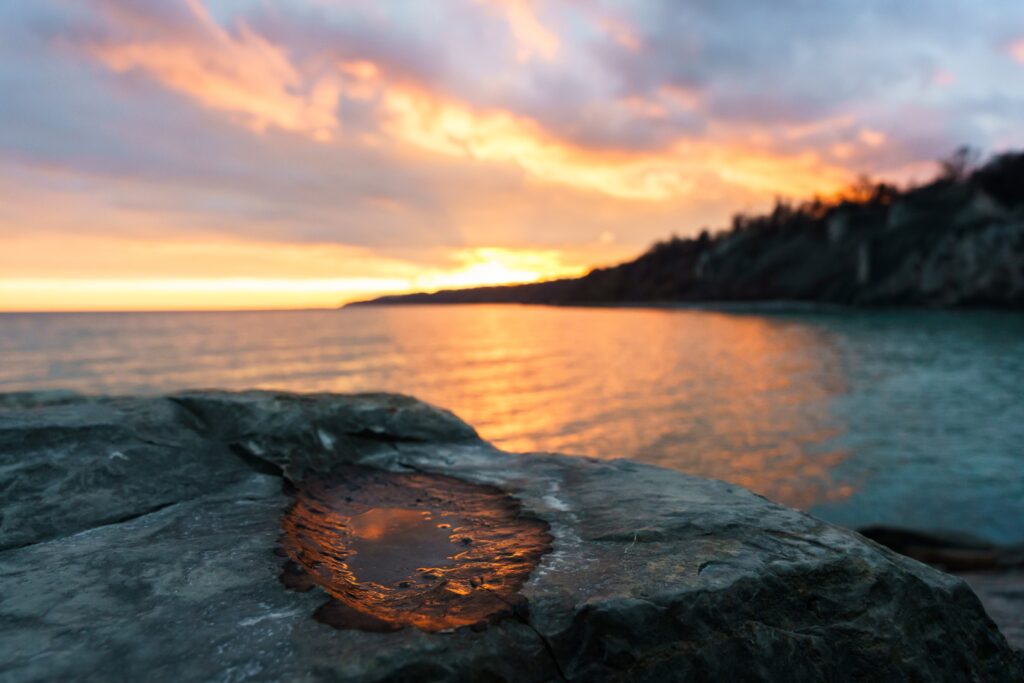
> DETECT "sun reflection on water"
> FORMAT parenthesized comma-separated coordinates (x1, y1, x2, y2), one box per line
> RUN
(7, 306, 1024, 542)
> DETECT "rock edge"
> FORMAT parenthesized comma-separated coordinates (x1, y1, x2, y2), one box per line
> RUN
(1, 390, 1020, 682)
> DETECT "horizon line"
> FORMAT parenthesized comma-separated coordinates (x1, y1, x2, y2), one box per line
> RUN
(0, 306, 344, 315)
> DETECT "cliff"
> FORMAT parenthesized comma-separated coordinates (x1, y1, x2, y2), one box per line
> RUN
(353, 151, 1024, 308)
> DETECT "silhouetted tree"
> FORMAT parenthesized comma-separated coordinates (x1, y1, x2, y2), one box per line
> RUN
(939, 146, 980, 182)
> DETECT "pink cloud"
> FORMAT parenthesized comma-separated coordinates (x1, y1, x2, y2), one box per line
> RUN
(82, 0, 342, 141)
(1010, 39, 1024, 64)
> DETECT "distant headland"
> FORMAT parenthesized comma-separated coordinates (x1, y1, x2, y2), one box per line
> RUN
(350, 149, 1024, 309)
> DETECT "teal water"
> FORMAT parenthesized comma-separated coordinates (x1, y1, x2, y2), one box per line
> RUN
(2, 305, 1022, 543)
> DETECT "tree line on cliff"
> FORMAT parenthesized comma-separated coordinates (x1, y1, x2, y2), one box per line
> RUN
(354, 149, 1024, 308)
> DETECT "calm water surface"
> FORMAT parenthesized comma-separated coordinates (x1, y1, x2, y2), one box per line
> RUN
(2, 305, 1022, 543)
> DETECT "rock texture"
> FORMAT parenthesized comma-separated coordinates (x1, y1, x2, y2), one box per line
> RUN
(1, 391, 1021, 682)
(857, 526, 1024, 650)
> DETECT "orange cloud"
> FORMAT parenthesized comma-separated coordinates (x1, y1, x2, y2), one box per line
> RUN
(84, 0, 341, 140)
(382, 87, 852, 200)
(478, 0, 559, 62)
(694, 144, 851, 198)
(859, 128, 886, 148)
(76, 1, 854, 204)
(76, 2, 853, 205)
(382, 88, 697, 200)
(340, 60, 381, 100)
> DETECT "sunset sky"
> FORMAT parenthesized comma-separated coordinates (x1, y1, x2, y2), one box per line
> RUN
(2, 0, 1023, 311)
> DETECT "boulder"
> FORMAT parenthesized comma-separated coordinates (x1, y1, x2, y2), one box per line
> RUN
(0, 391, 1020, 681)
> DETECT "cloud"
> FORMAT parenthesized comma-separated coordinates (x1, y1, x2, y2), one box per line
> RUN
(1010, 39, 1024, 64)
(3, 0, 1024, 310)
(77, 0, 342, 140)
(382, 87, 695, 200)
(57, 0, 856, 204)
(477, 0, 560, 62)
(594, 13, 642, 52)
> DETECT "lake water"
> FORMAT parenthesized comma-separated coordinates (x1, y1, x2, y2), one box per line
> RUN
(2, 305, 1022, 544)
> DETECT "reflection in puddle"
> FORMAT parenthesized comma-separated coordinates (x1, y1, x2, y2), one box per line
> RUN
(279, 466, 552, 632)
(346, 508, 458, 586)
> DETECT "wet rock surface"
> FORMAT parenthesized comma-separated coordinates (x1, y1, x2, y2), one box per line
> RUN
(0, 391, 1021, 682)
(280, 466, 552, 632)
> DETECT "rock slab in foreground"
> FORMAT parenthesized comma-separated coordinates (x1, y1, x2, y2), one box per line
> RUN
(0, 391, 1020, 682)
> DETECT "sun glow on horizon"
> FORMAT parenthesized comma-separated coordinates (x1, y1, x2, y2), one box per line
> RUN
(411, 247, 588, 291)
(0, 244, 598, 312)
(4, 0, 1020, 314)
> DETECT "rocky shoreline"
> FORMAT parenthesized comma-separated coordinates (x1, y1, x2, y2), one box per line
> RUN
(1, 391, 1021, 681)
(352, 152, 1024, 310)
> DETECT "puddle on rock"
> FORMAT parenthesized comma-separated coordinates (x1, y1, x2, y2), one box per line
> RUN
(345, 508, 460, 586)
(279, 465, 552, 632)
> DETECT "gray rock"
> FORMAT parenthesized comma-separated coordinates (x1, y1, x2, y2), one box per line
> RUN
(0, 391, 1020, 682)
(960, 572, 1024, 651)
